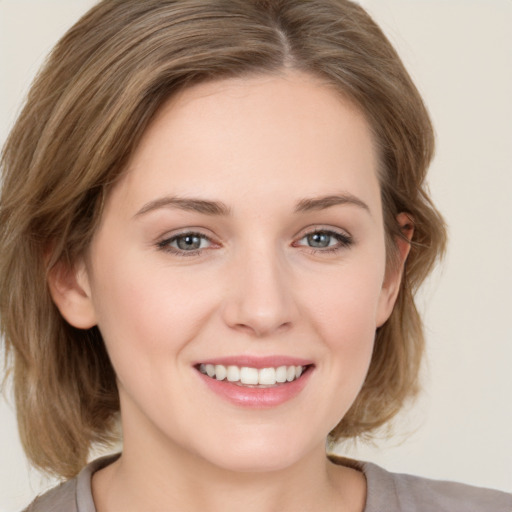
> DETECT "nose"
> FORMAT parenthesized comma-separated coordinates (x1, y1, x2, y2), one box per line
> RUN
(221, 246, 297, 338)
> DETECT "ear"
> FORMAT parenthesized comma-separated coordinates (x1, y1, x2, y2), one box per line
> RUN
(47, 258, 97, 329)
(376, 213, 414, 327)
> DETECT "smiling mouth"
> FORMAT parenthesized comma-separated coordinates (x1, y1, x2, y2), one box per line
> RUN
(197, 363, 312, 387)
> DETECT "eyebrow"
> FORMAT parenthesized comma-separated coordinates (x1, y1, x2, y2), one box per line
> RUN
(134, 192, 370, 218)
(135, 197, 232, 217)
(294, 194, 370, 214)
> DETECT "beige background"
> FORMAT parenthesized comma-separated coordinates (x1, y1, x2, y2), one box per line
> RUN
(1, 0, 511, 510)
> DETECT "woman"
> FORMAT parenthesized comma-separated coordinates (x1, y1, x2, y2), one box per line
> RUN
(0, 1, 510, 510)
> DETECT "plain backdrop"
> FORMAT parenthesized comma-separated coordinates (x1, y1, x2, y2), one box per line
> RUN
(1, 0, 511, 510)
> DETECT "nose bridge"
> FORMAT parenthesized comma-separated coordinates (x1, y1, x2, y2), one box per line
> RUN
(223, 239, 295, 337)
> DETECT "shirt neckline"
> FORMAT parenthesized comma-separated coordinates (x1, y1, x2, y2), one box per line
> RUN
(76, 453, 394, 512)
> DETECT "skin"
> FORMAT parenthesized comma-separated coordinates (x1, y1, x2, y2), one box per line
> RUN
(50, 71, 411, 512)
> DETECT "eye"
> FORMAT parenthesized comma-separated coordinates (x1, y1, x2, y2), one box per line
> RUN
(157, 232, 213, 255)
(294, 229, 352, 252)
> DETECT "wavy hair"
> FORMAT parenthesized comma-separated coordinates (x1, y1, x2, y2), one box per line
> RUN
(0, 0, 446, 478)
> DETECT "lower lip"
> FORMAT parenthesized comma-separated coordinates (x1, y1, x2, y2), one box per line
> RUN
(197, 368, 313, 408)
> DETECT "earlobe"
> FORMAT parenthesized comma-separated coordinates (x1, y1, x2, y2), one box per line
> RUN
(376, 213, 414, 327)
(47, 259, 97, 329)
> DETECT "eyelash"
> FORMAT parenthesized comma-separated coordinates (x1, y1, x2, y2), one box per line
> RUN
(156, 229, 353, 257)
(294, 229, 353, 254)
(157, 231, 212, 257)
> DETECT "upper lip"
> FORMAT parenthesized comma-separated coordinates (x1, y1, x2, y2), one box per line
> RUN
(194, 355, 314, 369)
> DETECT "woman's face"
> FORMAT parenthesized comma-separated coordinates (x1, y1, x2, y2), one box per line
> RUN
(73, 72, 403, 472)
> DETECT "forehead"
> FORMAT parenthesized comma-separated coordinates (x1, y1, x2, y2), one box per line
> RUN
(108, 71, 381, 217)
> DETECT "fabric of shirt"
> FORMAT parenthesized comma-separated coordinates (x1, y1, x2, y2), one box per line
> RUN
(24, 453, 512, 511)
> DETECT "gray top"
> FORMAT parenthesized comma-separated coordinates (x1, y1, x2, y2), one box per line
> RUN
(24, 454, 512, 511)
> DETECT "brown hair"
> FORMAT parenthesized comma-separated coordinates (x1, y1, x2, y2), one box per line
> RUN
(0, 0, 446, 478)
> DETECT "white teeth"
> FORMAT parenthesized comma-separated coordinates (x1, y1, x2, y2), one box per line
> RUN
(258, 367, 276, 385)
(205, 364, 215, 377)
(240, 367, 259, 385)
(226, 365, 240, 382)
(215, 364, 227, 381)
(199, 363, 307, 386)
(276, 366, 287, 383)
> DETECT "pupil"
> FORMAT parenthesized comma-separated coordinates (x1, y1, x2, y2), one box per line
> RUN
(177, 235, 201, 250)
(309, 233, 330, 248)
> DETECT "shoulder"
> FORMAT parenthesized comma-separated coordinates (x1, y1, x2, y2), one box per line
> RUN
(23, 478, 78, 512)
(22, 454, 120, 512)
(361, 461, 512, 512)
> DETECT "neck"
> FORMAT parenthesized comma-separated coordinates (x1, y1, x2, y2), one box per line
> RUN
(92, 397, 366, 512)
(92, 436, 365, 512)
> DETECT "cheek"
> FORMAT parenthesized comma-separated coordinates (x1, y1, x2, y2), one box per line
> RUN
(299, 258, 385, 407)
(319, 283, 379, 376)
(302, 257, 385, 342)
(86, 245, 216, 375)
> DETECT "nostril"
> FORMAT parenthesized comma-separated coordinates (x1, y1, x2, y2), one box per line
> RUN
(232, 320, 292, 338)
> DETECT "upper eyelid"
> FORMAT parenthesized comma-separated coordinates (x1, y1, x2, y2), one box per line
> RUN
(158, 228, 215, 241)
(294, 225, 352, 240)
